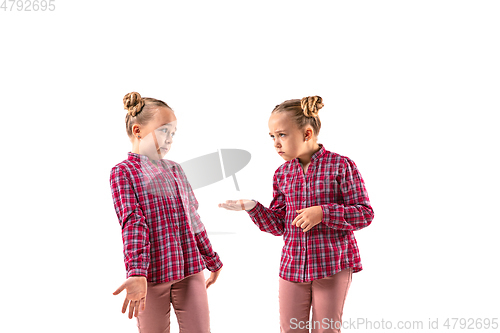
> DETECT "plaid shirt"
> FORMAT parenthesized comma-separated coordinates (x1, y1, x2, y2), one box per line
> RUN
(247, 143, 374, 282)
(110, 152, 222, 283)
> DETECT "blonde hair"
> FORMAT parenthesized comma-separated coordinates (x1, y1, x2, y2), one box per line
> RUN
(122, 92, 173, 138)
(272, 96, 324, 137)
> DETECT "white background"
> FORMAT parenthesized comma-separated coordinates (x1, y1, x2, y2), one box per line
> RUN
(1, 1, 499, 332)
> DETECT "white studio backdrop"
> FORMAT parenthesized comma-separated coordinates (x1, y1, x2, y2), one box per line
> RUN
(1, 1, 499, 332)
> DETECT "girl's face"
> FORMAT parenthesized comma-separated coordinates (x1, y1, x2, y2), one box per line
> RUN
(268, 112, 309, 161)
(138, 107, 177, 160)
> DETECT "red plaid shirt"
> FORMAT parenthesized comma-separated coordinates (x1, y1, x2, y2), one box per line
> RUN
(247, 143, 374, 282)
(110, 152, 223, 283)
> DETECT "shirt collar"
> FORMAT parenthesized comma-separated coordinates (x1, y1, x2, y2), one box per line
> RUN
(309, 143, 326, 162)
(127, 151, 150, 163)
(293, 143, 325, 165)
(128, 152, 177, 173)
(127, 152, 165, 167)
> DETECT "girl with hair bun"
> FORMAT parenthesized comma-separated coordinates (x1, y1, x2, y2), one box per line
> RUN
(219, 96, 374, 333)
(110, 92, 222, 333)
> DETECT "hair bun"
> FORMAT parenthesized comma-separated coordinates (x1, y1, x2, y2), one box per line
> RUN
(300, 96, 323, 118)
(123, 92, 145, 117)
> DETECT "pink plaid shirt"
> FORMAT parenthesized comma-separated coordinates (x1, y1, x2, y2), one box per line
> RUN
(110, 152, 223, 283)
(246, 143, 374, 282)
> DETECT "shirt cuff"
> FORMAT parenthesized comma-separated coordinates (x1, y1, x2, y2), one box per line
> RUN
(320, 203, 348, 229)
(204, 252, 223, 272)
(126, 267, 148, 279)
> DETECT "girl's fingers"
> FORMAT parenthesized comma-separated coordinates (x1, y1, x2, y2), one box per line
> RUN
(219, 203, 239, 211)
(293, 216, 303, 227)
(128, 301, 135, 319)
(134, 301, 140, 317)
(121, 298, 129, 313)
(140, 298, 146, 311)
(292, 212, 304, 226)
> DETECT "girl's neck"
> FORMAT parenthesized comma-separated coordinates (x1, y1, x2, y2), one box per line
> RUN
(298, 142, 321, 166)
(131, 147, 161, 167)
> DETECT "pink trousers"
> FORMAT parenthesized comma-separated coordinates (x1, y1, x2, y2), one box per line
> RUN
(279, 268, 353, 333)
(136, 271, 210, 333)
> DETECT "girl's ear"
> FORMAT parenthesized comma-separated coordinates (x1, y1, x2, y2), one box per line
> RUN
(304, 128, 313, 141)
(132, 124, 140, 135)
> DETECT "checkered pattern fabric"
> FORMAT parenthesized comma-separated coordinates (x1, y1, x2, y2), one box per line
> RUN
(110, 152, 222, 283)
(247, 144, 374, 282)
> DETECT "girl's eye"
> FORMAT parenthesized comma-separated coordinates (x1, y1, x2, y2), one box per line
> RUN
(279, 133, 285, 137)
(160, 128, 175, 136)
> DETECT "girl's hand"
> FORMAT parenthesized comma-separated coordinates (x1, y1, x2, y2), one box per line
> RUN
(292, 206, 323, 232)
(205, 267, 222, 289)
(218, 199, 255, 211)
(113, 275, 148, 319)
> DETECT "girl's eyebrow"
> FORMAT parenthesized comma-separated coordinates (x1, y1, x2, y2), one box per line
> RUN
(269, 130, 285, 135)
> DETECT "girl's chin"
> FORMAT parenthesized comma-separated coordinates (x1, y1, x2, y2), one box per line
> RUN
(156, 148, 170, 156)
